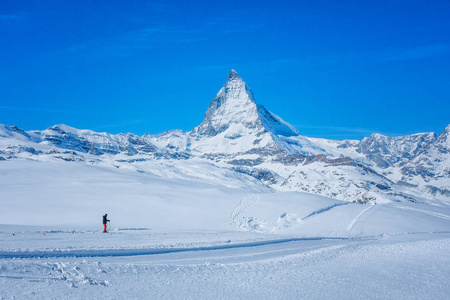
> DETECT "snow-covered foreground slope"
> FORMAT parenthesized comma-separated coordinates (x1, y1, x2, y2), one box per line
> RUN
(1, 229, 449, 299)
(1, 159, 449, 235)
(1, 159, 450, 299)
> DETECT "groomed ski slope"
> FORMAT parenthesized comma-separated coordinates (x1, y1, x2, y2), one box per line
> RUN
(1, 159, 450, 299)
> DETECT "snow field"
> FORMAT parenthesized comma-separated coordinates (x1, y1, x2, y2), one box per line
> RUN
(1, 159, 450, 298)
(1, 231, 449, 299)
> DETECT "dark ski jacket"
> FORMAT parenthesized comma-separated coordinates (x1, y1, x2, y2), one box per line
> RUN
(103, 215, 110, 224)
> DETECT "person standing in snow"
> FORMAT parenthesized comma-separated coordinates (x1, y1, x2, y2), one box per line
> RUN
(103, 214, 110, 232)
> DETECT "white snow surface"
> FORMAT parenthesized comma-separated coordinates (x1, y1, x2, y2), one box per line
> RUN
(1, 159, 450, 299)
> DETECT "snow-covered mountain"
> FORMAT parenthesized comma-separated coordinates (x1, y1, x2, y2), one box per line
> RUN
(189, 69, 300, 155)
(399, 125, 450, 197)
(193, 69, 298, 138)
(1, 70, 449, 204)
(356, 132, 437, 168)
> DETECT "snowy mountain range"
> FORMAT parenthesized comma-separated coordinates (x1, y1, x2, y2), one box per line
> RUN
(1, 70, 449, 204)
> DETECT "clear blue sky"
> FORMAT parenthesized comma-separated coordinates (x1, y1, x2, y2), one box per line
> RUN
(1, 0, 449, 140)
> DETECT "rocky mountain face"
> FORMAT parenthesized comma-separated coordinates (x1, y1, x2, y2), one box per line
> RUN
(399, 125, 450, 197)
(1, 70, 449, 204)
(356, 132, 437, 168)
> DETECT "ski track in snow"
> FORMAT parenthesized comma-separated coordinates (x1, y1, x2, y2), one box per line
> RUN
(301, 203, 349, 221)
(0, 262, 110, 288)
(0, 236, 356, 260)
(1, 233, 450, 299)
(347, 205, 375, 231)
(50, 262, 109, 287)
(229, 194, 259, 228)
(396, 206, 450, 221)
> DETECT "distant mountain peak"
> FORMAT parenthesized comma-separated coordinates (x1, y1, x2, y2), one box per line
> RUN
(228, 69, 240, 81)
(193, 70, 299, 139)
(436, 124, 450, 150)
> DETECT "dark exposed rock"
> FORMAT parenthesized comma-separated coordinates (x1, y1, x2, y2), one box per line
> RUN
(324, 157, 355, 167)
(228, 158, 264, 166)
(5, 145, 40, 155)
(233, 167, 280, 184)
(425, 186, 450, 197)
(54, 155, 84, 162)
(116, 158, 149, 163)
(272, 154, 306, 166)
(397, 181, 418, 188)
(228, 69, 240, 81)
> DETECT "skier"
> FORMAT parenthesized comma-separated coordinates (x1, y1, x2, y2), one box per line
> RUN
(103, 214, 110, 233)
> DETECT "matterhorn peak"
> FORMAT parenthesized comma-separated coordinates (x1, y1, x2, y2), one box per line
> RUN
(227, 69, 241, 81)
(193, 70, 299, 138)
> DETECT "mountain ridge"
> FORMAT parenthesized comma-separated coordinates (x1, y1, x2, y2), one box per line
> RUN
(0, 70, 448, 204)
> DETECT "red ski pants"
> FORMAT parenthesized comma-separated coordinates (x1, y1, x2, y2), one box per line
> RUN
(104, 224, 107, 232)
